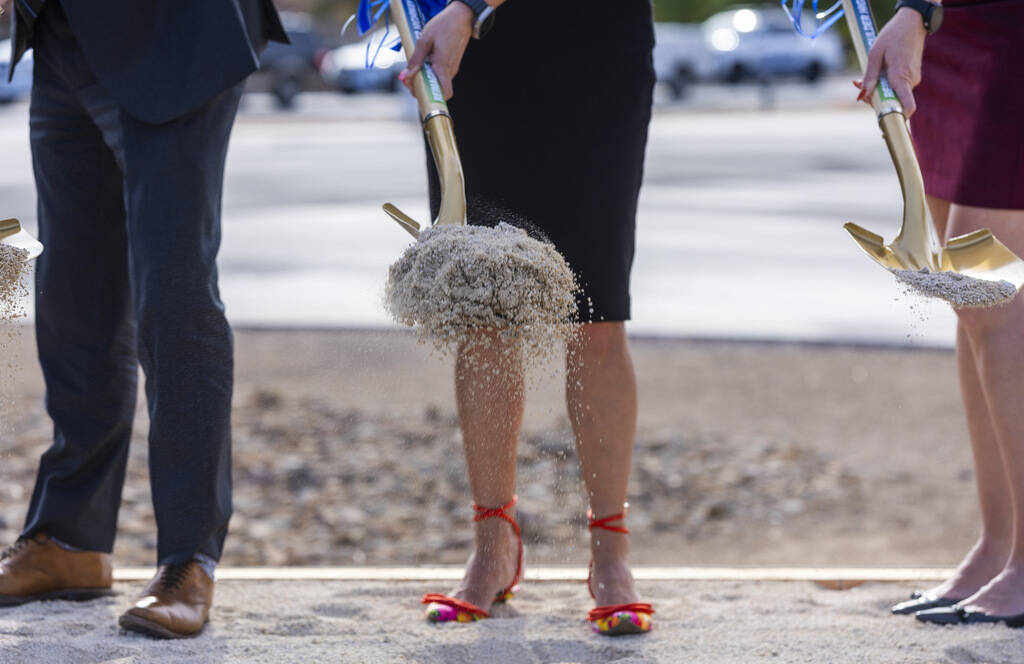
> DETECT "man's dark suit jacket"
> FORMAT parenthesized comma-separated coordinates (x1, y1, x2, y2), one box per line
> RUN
(9, 0, 288, 123)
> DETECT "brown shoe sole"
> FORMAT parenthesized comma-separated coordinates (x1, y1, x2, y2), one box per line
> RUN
(118, 613, 207, 640)
(0, 588, 114, 607)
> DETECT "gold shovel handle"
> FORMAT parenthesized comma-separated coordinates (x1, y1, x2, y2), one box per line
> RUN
(389, 0, 467, 228)
(841, 0, 937, 270)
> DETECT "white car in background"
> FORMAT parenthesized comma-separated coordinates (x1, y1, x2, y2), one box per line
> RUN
(0, 40, 33, 103)
(319, 30, 406, 94)
(653, 23, 707, 99)
(701, 7, 844, 83)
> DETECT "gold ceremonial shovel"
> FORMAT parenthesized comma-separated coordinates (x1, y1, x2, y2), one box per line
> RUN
(0, 218, 44, 260)
(840, 0, 1024, 289)
(382, 0, 467, 239)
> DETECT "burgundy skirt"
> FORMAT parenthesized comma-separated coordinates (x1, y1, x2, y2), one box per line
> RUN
(909, 0, 1024, 210)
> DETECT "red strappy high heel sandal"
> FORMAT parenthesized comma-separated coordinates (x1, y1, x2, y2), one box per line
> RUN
(587, 504, 654, 635)
(422, 497, 524, 623)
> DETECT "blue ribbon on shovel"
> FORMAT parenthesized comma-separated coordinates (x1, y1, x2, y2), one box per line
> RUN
(781, 0, 846, 39)
(348, 0, 447, 66)
(358, 0, 447, 33)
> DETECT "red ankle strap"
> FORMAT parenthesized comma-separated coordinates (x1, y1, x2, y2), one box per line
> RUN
(471, 496, 523, 598)
(587, 503, 630, 534)
(472, 497, 522, 538)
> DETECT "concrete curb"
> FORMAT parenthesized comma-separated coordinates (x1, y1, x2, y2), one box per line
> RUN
(112, 566, 953, 583)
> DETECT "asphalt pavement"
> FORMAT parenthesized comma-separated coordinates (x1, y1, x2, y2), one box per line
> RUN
(0, 81, 957, 346)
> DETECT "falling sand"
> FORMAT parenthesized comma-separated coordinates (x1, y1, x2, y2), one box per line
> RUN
(890, 267, 1018, 309)
(1, 244, 29, 437)
(384, 223, 579, 363)
(0, 244, 29, 325)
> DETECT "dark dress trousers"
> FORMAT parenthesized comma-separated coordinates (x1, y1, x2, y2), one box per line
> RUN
(10, 0, 285, 566)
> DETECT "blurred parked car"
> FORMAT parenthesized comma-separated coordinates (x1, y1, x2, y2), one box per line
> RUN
(0, 40, 32, 103)
(319, 30, 406, 94)
(253, 12, 329, 108)
(653, 23, 706, 99)
(701, 7, 844, 83)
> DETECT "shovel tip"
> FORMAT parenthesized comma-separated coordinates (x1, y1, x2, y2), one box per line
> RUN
(843, 222, 885, 247)
(382, 203, 421, 240)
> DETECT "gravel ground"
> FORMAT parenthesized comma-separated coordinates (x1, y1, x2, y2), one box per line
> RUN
(2, 580, 1022, 664)
(0, 328, 979, 569)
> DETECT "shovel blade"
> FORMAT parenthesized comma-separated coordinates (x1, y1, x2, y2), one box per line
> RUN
(845, 222, 1024, 293)
(940, 228, 1024, 290)
(0, 218, 44, 260)
(842, 222, 933, 271)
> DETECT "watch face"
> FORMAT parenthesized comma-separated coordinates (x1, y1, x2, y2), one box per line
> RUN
(929, 3, 944, 33)
(475, 9, 495, 39)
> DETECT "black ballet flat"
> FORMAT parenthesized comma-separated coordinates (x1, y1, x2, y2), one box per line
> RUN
(915, 605, 1024, 628)
(891, 592, 963, 615)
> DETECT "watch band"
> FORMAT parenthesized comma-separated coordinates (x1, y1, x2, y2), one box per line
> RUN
(450, 0, 488, 17)
(895, 0, 943, 34)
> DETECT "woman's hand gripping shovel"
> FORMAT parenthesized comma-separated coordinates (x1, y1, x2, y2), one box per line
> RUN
(840, 0, 1024, 289)
(0, 218, 44, 260)
(382, 0, 466, 238)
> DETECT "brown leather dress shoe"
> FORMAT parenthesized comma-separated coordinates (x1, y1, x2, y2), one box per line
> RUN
(119, 561, 213, 639)
(0, 533, 113, 606)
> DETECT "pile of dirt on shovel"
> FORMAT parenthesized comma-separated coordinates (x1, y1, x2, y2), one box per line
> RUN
(891, 267, 1017, 308)
(384, 222, 579, 363)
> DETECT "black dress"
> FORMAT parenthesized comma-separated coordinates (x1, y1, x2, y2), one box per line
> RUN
(428, 0, 656, 322)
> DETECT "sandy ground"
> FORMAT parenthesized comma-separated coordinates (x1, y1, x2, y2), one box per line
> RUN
(1, 579, 1022, 663)
(0, 328, 981, 568)
(0, 327, 1013, 662)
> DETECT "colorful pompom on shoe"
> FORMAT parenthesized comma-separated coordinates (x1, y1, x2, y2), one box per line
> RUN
(423, 594, 490, 623)
(422, 497, 523, 624)
(588, 603, 655, 635)
(586, 505, 654, 636)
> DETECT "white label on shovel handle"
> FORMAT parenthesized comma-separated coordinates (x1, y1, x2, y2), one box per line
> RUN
(396, 0, 449, 110)
(849, 0, 900, 106)
(420, 65, 446, 106)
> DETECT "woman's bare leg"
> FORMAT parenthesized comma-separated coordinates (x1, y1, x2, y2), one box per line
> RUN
(924, 325, 1014, 599)
(566, 322, 641, 606)
(946, 204, 1024, 615)
(444, 330, 524, 611)
(920, 197, 1014, 600)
